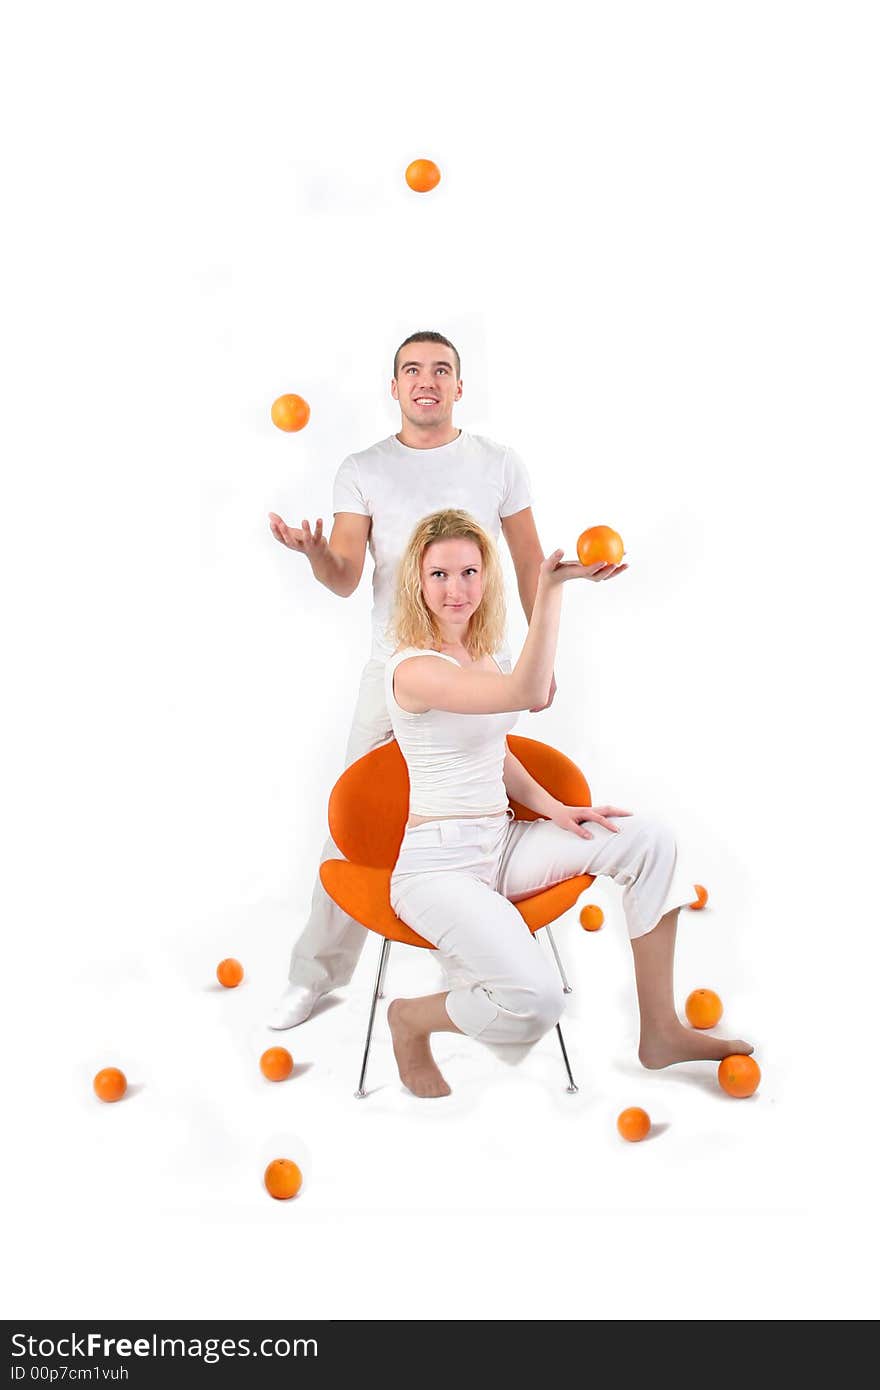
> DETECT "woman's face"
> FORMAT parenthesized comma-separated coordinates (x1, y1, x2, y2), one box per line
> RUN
(421, 538, 484, 633)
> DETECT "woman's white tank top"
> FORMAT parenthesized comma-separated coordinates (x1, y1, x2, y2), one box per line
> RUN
(385, 648, 519, 818)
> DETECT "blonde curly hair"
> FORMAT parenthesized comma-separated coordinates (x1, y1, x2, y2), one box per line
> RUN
(390, 510, 507, 660)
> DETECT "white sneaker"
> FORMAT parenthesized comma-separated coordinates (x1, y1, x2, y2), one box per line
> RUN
(268, 984, 325, 1030)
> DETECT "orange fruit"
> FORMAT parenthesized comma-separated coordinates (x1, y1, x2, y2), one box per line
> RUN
(576, 525, 624, 568)
(264, 1158, 303, 1200)
(579, 904, 605, 932)
(271, 394, 310, 432)
(685, 988, 723, 1029)
(260, 1047, 294, 1082)
(93, 1067, 127, 1103)
(405, 158, 441, 192)
(689, 884, 709, 910)
(718, 1054, 761, 1098)
(617, 1107, 651, 1142)
(216, 957, 244, 988)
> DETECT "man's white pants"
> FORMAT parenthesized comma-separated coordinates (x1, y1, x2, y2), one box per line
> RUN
(389, 809, 695, 1048)
(288, 659, 394, 991)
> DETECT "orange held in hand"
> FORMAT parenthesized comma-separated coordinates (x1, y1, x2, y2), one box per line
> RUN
(579, 904, 605, 932)
(93, 1067, 127, 1103)
(260, 1047, 294, 1082)
(689, 884, 709, 910)
(617, 1107, 651, 1142)
(216, 958, 244, 988)
(685, 988, 723, 1029)
(264, 1158, 303, 1200)
(405, 158, 441, 192)
(271, 394, 310, 432)
(576, 525, 624, 568)
(717, 1054, 761, 1098)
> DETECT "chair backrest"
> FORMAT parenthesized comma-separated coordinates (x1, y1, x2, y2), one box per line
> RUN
(328, 735, 591, 869)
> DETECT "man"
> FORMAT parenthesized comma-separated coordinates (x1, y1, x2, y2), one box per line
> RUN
(268, 330, 556, 1028)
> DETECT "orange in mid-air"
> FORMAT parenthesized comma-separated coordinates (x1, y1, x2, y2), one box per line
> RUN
(260, 1047, 294, 1082)
(717, 1054, 761, 1098)
(685, 988, 723, 1029)
(216, 958, 244, 989)
(405, 158, 441, 192)
(617, 1107, 651, 1142)
(579, 904, 605, 932)
(689, 884, 709, 910)
(93, 1067, 127, 1103)
(264, 1158, 303, 1200)
(271, 393, 311, 432)
(576, 525, 624, 568)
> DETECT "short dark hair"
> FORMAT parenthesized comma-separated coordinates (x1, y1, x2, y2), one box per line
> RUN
(393, 331, 461, 380)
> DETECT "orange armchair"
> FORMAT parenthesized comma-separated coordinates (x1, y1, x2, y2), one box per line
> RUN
(320, 735, 595, 1097)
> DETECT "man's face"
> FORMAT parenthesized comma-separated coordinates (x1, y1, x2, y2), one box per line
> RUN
(392, 342, 462, 428)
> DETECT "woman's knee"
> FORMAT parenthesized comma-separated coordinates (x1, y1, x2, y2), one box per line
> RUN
(529, 976, 565, 1039)
(491, 969, 564, 1043)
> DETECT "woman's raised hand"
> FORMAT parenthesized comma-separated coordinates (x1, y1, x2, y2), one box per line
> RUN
(538, 548, 628, 586)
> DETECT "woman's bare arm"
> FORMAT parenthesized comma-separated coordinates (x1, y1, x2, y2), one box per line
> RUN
(393, 657, 530, 715)
(503, 749, 632, 837)
(394, 550, 616, 715)
(502, 749, 560, 817)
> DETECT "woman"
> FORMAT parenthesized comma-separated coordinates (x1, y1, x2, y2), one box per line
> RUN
(385, 509, 753, 1098)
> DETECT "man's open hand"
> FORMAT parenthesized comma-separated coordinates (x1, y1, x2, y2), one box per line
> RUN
(268, 513, 329, 565)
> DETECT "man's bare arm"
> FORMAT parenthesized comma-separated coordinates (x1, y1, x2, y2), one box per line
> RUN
(501, 507, 545, 619)
(268, 511, 371, 597)
(501, 505, 557, 710)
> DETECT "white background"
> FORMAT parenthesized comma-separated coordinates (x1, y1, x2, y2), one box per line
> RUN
(3, 0, 878, 1321)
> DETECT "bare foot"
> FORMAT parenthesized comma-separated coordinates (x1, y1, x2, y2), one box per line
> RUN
(639, 1024, 754, 1070)
(387, 999, 452, 1098)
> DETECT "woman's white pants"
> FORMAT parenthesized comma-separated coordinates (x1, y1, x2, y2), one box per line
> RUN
(390, 810, 695, 1047)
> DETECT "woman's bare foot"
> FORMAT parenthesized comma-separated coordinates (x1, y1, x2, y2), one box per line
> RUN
(639, 1023, 754, 1070)
(387, 999, 452, 1098)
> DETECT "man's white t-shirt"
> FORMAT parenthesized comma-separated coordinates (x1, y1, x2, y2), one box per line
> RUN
(332, 430, 533, 659)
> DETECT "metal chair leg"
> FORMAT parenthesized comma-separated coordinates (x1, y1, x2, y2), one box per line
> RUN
(545, 924, 573, 993)
(376, 940, 391, 1000)
(555, 1021, 578, 1093)
(355, 938, 390, 1098)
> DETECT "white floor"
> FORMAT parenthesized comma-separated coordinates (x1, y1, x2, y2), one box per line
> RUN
(6, 865, 874, 1322)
